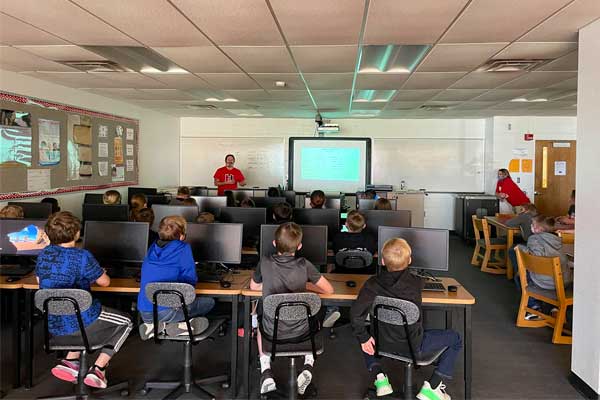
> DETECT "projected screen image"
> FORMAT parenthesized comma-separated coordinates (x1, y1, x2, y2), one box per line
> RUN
(301, 147, 360, 182)
(1, 220, 50, 256)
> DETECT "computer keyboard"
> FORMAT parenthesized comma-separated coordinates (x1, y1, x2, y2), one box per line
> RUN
(423, 282, 446, 292)
(0, 264, 34, 277)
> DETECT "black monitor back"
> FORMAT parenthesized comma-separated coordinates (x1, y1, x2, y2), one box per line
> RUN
(303, 197, 341, 210)
(193, 196, 227, 217)
(377, 226, 449, 272)
(185, 223, 243, 264)
(0, 219, 48, 256)
(260, 224, 328, 266)
(357, 198, 398, 211)
(190, 187, 209, 196)
(283, 191, 296, 207)
(151, 204, 199, 231)
(252, 197, 288, 208)
(363, 210, 411, 238)
(146, 194, 171, 207)
(218, 207, 266, 246)
(128, 187, 157, 198)
(8, 202, 52, 219)
(82, 204, 129, 223)
(83, 221, 149, 263)
(83, 193, 105, 204)
(226, 189, 255, 206)
(293, 208, 339, 242)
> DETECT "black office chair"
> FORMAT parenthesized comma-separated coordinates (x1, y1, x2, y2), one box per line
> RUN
(259, 293, 324, 400)
(364, 296, 448, 400)
(34, 289, 130, 400)
(139, 283, 228, 400)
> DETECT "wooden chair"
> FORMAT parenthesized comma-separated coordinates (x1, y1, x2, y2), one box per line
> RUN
(495, 213, 516, 219)
(514, 248, 573, 344)
(471, 215, 507, 274)
(557, 231, 575, 244)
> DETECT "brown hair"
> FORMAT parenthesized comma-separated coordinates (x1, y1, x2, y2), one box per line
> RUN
(103, 190, 121, 205)
(182, 198, 197, 207)
(521, 203, 537, 214)
(374, 198, 392, 210)
(0, 205, 24, 219)
(130, 193, 147, 211)
(196, 212, 215, 223)
(274, 222, 303, 255)
(273, 202, 292, 223)
(310, 190, 325, 209)
(158, 215, 187, 241)
(381, 238, 412, 271)
(177, 186, 190, 197)
(240, 198, 255, 208)
(532, 215, 555, 233)
(346, 210, 366, 232)
(498, 168, 511, 179)
(45, 211, 81, 245)
(132, 207, 155, 226)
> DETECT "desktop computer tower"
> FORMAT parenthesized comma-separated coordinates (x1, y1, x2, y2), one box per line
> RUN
(455, 195, 499, 241)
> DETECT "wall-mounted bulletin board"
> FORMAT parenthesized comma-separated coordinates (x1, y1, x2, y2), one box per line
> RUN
(0, 91, 139, 200)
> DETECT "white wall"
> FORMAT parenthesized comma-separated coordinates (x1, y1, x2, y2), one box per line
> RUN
(571, 19, 600, 395)
(0, 69, 180, 217)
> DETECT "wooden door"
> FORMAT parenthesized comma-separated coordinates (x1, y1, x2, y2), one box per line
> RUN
(534, 140, 576, 216)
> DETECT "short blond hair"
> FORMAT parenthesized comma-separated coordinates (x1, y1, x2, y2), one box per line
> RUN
(0, 205, 24, 219)
(158, 215, 187, 241)
(103, 190, 121, 205)
(346, 210, 366, 232)
(381, 238, 412, 271)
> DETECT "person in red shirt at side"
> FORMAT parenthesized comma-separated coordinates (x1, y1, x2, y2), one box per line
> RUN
(213, 154, 246, 196)
(495, 168, 531, 211)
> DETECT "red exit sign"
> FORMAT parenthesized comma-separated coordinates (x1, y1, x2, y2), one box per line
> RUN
(524, 133, 534, 141)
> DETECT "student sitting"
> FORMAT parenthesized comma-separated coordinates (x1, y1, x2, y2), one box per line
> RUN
(41, 197, 60, 214)
(0, 205, 24, 219)
(556, 189, 575, 230)
(196, 212, 215, 223)
(333, 210, 377, 268)
(182, 198, 197, 207)
(102, 190, 121, 205)
(129, 193, 147, 211)
(36, 212, 132, 389)
(272, 202, 292, 224)
(131, 207, 159, 247)
(175, 186, 191, 202)
(506, 203, 538, 241)
(309, 190, 325, 209)
(250, 222, 334, 396)
(351, 238, 462, 400)
(240, 197, 255, 208)
(137, 216, 215, 339)
(373, 198, 392, 210)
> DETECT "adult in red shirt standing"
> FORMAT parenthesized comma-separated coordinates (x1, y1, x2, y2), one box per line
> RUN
(495, 168, 531, 212)
(214, 154, 246, 196)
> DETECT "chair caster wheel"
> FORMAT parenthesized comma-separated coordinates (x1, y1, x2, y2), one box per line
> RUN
(221, 382, 230, 389)
(137, 388, 149, 396)
(329, 333, 336, 339)
(120, 389, 129, 397)
(260, 395, 268, 400)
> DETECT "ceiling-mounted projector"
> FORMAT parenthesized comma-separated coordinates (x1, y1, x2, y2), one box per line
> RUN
(317, 123, 340, 133)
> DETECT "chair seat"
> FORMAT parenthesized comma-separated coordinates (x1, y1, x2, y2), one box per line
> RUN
(262, 332, 324, 357)
(156, 318, 225, 342)
(379, 346, 448, 366)
(528, 285, 573, 301)
(50, 333, 112, 352)
(477, 237, 507, 246)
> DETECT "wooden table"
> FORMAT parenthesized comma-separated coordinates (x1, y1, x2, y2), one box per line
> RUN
(485, 216, 520, 279)
(240, 274, 475, 399)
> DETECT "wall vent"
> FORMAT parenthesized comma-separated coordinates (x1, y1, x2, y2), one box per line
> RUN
(61, 60, 132, 73)
(481, 59, 548, 72)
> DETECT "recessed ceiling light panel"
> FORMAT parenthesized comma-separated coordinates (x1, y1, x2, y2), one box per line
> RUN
(359, 45, 431, 73)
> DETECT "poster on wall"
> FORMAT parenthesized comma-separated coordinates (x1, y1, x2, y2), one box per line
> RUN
(126, 159, 134, 172)
(0, 109, 32, 167)
(67, 115, 93, 179)
(126, 127, 134, 141)
(111, 163, 124, 181)
(114, 126, 124, 165)
(27, 168, 51, 191)
(98, 161, 108, 176)
(38, 119, 60, 166)
(98, 125, 108, 138)
(98, 142, 108, 158)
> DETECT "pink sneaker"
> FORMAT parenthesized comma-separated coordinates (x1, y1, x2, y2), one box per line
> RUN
(83, 366, 107, 389)
(51, 360, 79, 383)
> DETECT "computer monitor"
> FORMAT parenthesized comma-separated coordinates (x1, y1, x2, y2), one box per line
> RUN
(83, 221, 149, 263)
(145, 194, 171, 207)
(252, 197, 288, 208)
(190, 187, 209, 196)
(82, 204, 129, 223)
(218, 207, 266, 246)
(151, 204, 199, 231)
(363, 210, 411, 238)
(283, 190, 296, 208)
(260, 224, 328, 266)
(193, 196, 227, 217)
(185, 223, 243, 264)
(83, 193, 105, 204)
(128, 187, 157, 198)
(303, 197, 341, 210)
(0, 219, 49, 256)
(226, 189, 255, 206)
(357, 198, 397, 211)
(293, 208, 339, 243)
(377, 226, 449, 272)
(8, 202, 52, 219)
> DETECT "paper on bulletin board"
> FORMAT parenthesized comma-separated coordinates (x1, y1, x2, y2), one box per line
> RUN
(1, 109, 33, 167)
(114, 126, 124, 165)
(98, 142, 108, 158)
(126, 144, 134, 156)
(78, 146, 92, 162)
(98, 125, 108, 138)
(126, 128, 134, 141)
(555, 161, 567, 176)
(27, 168, 51, 191)
(98, 161, 108, 176)
(126, 159, 134, 172)
(38, 119, 60, 166)
(112, 164, 124, 181)
(521, 159, 533, 173)
(508, 159, 520, 173)
(73, 125, 92, 145)
(512, 148, 528, 157)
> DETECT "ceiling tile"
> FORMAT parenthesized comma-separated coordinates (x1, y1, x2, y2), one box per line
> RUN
(351, 102, 387, 110)
(312, 90, 351, 104)
(402, 72, 465, 89)
(90, 72, 168, 88)
(537, 51, 578, 71)
(452, 101, 498, 110)
(499, 71, 577, 89)
(170, 0, 283, 46)
(521, 0, 600, 42)
(223, 89, 271, 101)
(450, 71, 527, 89)
(153, 47, 240, 73)
(136, 89, 197, 100)
(265, 91, 310, 101)
(14, 45, 105, 61)
(250, 74, 305, 90)
(417, 43, 507, 72)
(0, 0, 138, 45)
(142, 73, 209, 89)
(364, 0, 469, 44)
(431, 89, 488, 101)
(21, 72, 117, 88)
(494, 42, 577, 60)
(304, 73, 354, 90)
(71, 0, 210, 46)
(0, 46, 79, 72)
(222, 46, 295, 73)
(471, 89, 534, 101)
(291, 46, 357, 73)
(386, 101, 425, 110)
(0, 13, 67, 45)
(355, 73, 411, 89)
(391, 90, 442, 101)
(196, 73, 261, 89)
(441, 0, 573, 43)
(270, 0, 364, 45)
(546, 77, 578, 90)
(82, 88, 145, 99)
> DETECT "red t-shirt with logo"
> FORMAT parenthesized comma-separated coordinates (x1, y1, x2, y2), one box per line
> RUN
(214, 166, 245, 196)
(496, 177, 530, 207)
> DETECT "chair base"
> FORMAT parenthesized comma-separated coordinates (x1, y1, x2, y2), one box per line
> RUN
(260, 384, 318, 400)
(140, 375, 228, 400)
(39, 380, 129, 400)
(364, 386, 414, 400)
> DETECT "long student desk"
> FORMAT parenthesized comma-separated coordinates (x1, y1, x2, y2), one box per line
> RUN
(485, 216, 520, 279)
(241, 274, 476, 399)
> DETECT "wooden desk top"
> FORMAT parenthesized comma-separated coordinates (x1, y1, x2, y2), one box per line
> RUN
(242, 274, 475, 305)
(563, 244, 574, 258)
(0, 275, 26, 289)
(485, 216, 519, 230)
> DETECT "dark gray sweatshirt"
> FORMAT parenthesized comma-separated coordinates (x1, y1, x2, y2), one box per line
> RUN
(519, 232, 571, 290)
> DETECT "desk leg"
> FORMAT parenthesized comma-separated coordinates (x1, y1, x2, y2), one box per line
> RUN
(464, 305, 472, 400)
(24, 289, 34, 389)
(242, 296, 251, 399)
(13, 289, 22, 388)
(506, 231, 514, 280)
(230, 295, 238, 398)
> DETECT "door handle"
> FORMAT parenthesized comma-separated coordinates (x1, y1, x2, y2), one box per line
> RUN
(534, 192, 543, 196)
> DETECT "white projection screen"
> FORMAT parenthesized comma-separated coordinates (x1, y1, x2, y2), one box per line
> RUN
(289, 137, 371, 193)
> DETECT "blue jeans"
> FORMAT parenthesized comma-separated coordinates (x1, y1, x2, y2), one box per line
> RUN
(509, 247, 540, 309)
(140, 297, 215, 323)
(363, 329, 462, 379)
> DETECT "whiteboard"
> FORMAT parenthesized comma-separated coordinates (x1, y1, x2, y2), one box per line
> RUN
(180, 137, 285, 188)
(372, 138, 485, 192)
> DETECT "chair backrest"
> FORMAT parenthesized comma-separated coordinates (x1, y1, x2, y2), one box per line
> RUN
(558, 231, 575, 244)
(145, 282, 197, 342)
(471, 215, 491, 245)
(495, 213, 516, 219)
(514, 247, 567, 300)
(335, 249, 373, 269)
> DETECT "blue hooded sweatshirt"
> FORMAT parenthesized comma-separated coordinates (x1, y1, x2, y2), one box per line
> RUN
(137, 240, 197, 313)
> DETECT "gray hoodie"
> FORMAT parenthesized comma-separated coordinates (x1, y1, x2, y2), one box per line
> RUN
(519, 232, 571, 290)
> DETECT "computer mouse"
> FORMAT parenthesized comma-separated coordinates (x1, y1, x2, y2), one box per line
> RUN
(6, 276, 21, 283)
(448, 285, 458, 293)
(220, 280, 232, 289)
(346, 280, 356, 288)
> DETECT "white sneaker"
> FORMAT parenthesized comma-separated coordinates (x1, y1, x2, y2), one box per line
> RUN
(417, 381, 451, 400)
(374, 373, 393, 397)
(524, 312, 542, 321)
(138, 322, 166, 340)
(260, 369, 276, 394)
(323, 310, 341, 328)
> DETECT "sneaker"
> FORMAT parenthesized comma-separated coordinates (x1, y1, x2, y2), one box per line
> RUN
(297, 365, 313, 395)
(525, 312, 543, 321)
(374, 373, 393, 397)
(417, 381, 450, 400)
(165, 317, 209, 336)
(260, 368, 276, 395)
(83, 366, 107, 389)
(322, 308, 341, 328)
(51, 359, 80, 383)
